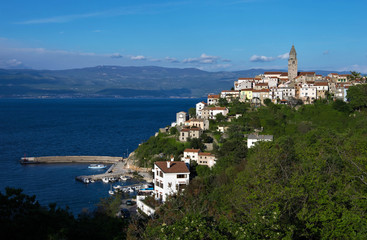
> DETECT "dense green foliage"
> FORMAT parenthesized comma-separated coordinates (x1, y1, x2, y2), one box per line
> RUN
(130, 87, 367, 239)
(0, 187, 127, 240)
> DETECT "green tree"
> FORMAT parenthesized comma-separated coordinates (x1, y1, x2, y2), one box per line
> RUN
(218, 97, 228, 107)
(169, 126, 178, 135)
(188, 107, 196, 118)
(347, 84, 367, 110)
(348, 71, 362, 81)
(215, 113, 225, 122)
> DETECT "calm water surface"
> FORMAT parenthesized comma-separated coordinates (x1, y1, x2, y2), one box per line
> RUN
(0, 98, 200, 214)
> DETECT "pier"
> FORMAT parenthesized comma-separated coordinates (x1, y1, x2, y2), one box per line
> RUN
(20, 156, 123, 164)
(76, 160, 153, 183)
(20, 155, 153, 183)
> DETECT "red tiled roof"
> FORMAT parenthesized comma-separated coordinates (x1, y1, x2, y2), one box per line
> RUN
(199, 152, 214, 156)
(221, 90, 240, 93)
(299, 72, 316, 76)
(155, 161, 190, 173)
(314, 82, 328, 86)
(256, 83, 268, 86)
(208, 94, 220, 99)
(184, 149, 201, 153)
(252, 89, 270, 92)
(209, 107, 227, 110)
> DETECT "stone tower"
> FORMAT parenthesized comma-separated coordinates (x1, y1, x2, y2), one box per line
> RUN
(288, 45, 298, 81)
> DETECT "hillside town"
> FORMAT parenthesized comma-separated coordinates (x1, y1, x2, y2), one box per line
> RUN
(135, 45, 367, 217)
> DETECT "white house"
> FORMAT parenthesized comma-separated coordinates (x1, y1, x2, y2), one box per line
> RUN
(181, 148, 201, 165)
(299, 83, 317, 103)
(176, 111, 187, 126)
(207, 94, 220, 106)
(198, 152, 217, 168)
(179, 127, 202, 142)
(195, 101, 207, 118)
(202, 107, 229, 120)
(185, 118, 209, 131)
(153, 160, 190, 202)
(234, 78, 254, 90)
(247, 134, 273, 148)
(220, 90, 240, 102)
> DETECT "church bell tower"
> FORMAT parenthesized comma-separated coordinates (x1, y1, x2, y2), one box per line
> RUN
(288, 45, 298, 81)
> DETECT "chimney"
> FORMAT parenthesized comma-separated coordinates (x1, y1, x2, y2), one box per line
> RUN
(167, 161, 170, 168)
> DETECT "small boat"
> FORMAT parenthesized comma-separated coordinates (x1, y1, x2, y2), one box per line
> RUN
(108, 190, 114, 195)
(113, 185, 122, 190)
(102, 177, 109, 183)
(90, 179, 95, 183)
(120, 176, 128, 181)
(88, 164, 107, 169)
(83, 178, 90, 184)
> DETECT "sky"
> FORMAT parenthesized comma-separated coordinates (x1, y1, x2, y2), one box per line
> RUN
(0, 0, 366, 72)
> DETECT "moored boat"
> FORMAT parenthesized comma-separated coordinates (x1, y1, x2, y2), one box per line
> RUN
(88, 164, 107, 169)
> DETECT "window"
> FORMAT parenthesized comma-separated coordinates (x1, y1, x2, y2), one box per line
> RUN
(160, 172, 163, 178)
(177, 174, 186, 178)
(168, 182, 172, 188)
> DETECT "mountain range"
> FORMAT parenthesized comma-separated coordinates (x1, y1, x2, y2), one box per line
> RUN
(0, 66, 351, 98)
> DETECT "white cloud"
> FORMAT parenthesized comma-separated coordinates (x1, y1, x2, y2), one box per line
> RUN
(15, 2, 186, 25)
(16, 12, 103, 24)
(183, 53, 220, 64)
(323, 50, 330, 55)
(277, 52, 289, 59)
(130, 55, 146, 60)
(250, 52, 289, 62)
(250, 55, 275, 62)
(0, 58, 26, 69)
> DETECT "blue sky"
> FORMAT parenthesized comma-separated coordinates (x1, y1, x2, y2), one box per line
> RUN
(0, 0, 366, 72)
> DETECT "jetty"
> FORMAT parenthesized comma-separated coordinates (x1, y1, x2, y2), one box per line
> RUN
(76, 160, 153, 183)
(20, 156, 123, 164)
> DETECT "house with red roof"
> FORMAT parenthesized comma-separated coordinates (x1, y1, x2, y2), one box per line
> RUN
(153, 160, 190, 202)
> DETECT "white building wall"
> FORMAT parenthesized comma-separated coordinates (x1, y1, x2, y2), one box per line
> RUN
(136, 196, 155, 216)
(154, 164, 189, 202)
(195, 102, 206, 118)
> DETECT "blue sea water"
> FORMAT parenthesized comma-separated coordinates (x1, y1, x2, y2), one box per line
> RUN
(0, 98, 201, 215)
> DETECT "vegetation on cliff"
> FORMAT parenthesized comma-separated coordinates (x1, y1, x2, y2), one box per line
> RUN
(129, 85, 367, 239)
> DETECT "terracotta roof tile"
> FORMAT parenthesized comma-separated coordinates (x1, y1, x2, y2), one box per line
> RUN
(155, 161, 190, 173)
(184, 149, 201, 153)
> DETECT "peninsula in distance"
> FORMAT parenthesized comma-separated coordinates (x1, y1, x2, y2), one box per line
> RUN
(0, 66, 353, 99)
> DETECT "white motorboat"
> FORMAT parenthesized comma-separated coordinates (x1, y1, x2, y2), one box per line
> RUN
(108, 190, 114, 195)
(88, 164, 107, 169)
(102, 177, 109, 183)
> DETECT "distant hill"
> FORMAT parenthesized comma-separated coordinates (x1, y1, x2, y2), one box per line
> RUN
(0, 66, 352, 98)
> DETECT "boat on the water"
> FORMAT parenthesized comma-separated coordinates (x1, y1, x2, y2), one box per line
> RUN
(88, 164, 107, 169)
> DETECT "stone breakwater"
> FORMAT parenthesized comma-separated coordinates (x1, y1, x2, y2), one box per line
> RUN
(20, 156, 122, 164)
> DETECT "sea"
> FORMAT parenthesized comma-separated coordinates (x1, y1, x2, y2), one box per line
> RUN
(0, 98, 201, 215)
